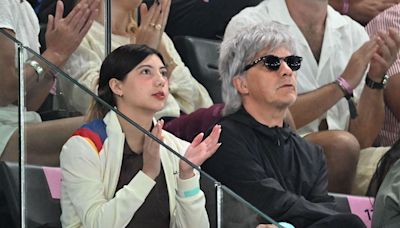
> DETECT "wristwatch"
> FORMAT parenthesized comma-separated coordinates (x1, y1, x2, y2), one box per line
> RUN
(365, 74, 389, 90)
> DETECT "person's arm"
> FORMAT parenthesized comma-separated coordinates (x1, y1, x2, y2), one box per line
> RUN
(328, 0, 400, 25)
(173, 125, 221, 228)
(349, 29, 400, 148)
(289, 82, 344, 129)
(385, 73, 400, 120)
(0, 0, 99, 110)
(203, 126, 337, 228)
(174, 174, 210, 228)
(365, 4, 400, 126)
(160, 34, 213, 114)
(0, 28, 54, 109)
(305, 146, 336, 208)
(290, 39, 379, 129)
(60, 136, 156, 228)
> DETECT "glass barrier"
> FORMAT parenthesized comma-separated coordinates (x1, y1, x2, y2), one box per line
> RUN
(0, 29, 23, 228)
(0, 3, 281, 228)
(21, 46, 278, 227)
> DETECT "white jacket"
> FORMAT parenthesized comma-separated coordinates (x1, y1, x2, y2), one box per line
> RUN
(60, 111, 210, 227)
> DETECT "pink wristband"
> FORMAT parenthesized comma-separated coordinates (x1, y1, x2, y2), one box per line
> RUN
(336, 77, 353, 95)
(342, 0, 349, 15)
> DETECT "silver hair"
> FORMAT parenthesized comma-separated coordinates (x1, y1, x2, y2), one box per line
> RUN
(219, 22, 298, 116)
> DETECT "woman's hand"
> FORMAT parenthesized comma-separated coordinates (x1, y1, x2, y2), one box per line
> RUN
(142, 120, 164, 179)
(44, 0, 99, 66)
(179, 125, 221, 179)
(134, 0, 171, 49)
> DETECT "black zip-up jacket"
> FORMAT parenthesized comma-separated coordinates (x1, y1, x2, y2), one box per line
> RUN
(202, 107, 338, 227)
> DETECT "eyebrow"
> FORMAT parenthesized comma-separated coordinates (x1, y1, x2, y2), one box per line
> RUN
(136, 65, 167, 70)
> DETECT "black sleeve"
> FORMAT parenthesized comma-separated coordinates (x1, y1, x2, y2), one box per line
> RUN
(306, 145, 336, 208)
(202, 124, 337, 227)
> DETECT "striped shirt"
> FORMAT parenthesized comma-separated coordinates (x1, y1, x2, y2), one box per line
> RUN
(365, 4, 400, 146)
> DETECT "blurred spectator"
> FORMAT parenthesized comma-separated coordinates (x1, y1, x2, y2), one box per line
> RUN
(366, 3, 400, 147)
(367, 138, 400, 227)
(329, 0, 400, 25)
(0, 0, 98, 166)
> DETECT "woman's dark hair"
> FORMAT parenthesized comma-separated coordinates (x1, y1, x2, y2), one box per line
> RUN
(367, 138, 400, 197)
(86, 44, 165, 120)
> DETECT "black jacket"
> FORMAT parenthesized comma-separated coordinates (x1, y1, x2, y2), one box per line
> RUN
(202, 107, 338, 227)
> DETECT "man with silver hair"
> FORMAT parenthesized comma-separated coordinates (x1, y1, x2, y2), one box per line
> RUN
(224, 0, 400, 195)
(202, 22, 366, 228)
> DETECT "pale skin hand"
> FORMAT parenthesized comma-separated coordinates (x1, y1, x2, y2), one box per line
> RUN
(179, 125, 222, 179)
(133, 0, 171, 50)
(142, 120, 164, 180)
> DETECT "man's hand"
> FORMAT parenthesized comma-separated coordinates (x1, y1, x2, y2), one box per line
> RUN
(45, 0, 99, 66)
(368, 28, 400, 82)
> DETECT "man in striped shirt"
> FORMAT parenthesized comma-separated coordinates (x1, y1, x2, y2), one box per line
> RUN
(366, 4, 400, 147)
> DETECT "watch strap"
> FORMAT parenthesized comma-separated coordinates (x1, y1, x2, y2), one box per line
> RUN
(365, 75, 389, 90)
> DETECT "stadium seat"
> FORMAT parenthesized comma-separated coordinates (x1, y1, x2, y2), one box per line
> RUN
(0, 162, 61, 228)
(330, 193, 374, 227)
(173, 36, 222, 103)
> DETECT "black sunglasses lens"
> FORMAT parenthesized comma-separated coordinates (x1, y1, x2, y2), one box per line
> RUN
(263, 56, 281, 71)
(285, 56, 302, 71)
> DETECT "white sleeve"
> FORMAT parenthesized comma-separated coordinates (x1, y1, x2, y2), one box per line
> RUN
(174, 174, 210, 228)
(60, 136, 155, 228)
(61, 37, 102, 114)
(0, 0, 15, 31)
(166, 135, 210, 228)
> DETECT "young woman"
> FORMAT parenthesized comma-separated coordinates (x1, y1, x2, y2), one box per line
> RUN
(367, 138, 400, 227)
(60, 44, 221, 227)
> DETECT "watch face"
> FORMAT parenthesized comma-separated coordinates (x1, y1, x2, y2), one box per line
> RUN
(382, 75, 389, 85)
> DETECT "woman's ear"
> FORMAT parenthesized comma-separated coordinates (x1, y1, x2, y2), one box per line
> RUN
(232, 76, 249, 95)
(108, 78, 123, 97)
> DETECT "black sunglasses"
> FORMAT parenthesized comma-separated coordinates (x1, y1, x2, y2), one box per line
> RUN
(244, 55, 303, 72)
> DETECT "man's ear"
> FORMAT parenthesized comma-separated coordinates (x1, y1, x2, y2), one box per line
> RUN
(232, 76, 249, 95)
(109, 78, 123, 97)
